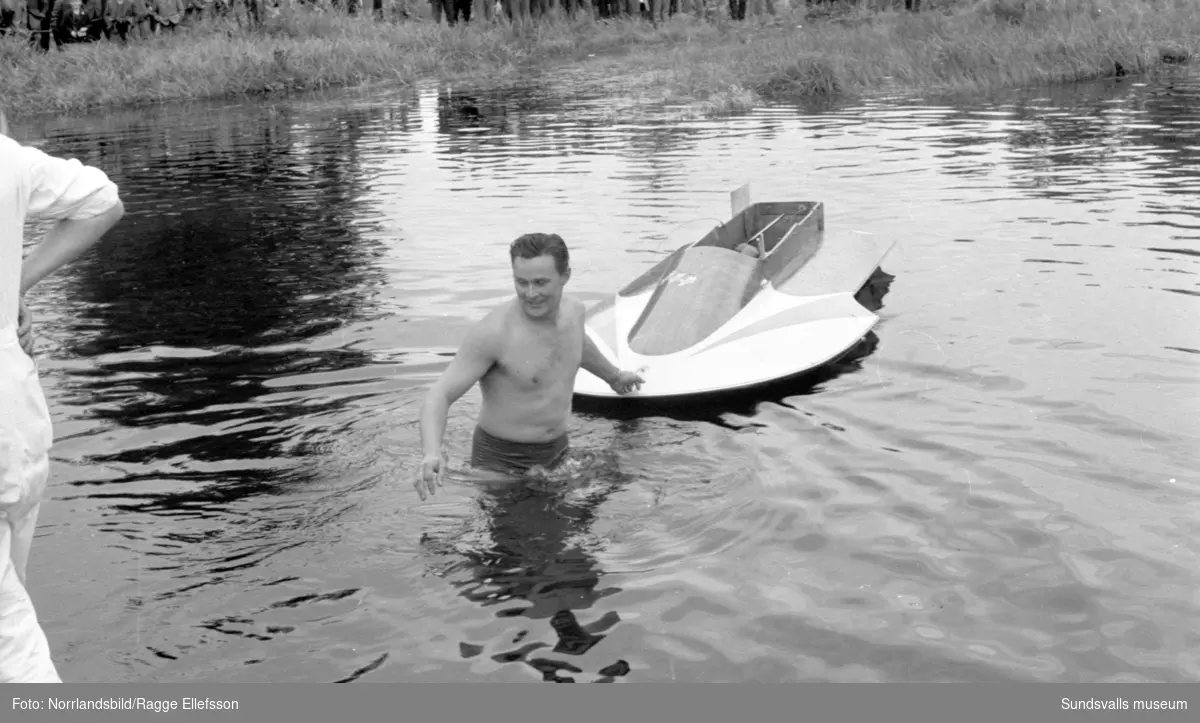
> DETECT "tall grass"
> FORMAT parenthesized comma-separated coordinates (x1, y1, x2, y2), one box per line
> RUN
(0, 0, 1194, 117)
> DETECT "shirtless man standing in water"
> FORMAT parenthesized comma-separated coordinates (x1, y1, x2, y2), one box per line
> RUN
(413, 233, 644, 499)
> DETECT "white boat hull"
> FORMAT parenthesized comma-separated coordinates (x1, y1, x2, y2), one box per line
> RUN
(575, 289, 879, 399)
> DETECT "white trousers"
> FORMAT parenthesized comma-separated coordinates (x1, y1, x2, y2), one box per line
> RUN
(0, 329, 61, 683)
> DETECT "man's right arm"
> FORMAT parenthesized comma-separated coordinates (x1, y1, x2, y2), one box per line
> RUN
(419, 320, 499, 459)
(19, 142, 125, 296)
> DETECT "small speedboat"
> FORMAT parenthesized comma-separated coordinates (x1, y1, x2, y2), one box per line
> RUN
(574, 183, 895, 400)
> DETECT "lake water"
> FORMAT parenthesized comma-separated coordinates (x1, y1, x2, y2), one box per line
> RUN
(11, 68, 1200, 683)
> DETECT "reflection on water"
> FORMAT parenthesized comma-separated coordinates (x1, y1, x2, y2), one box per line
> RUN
(421, 444, 634, 683)
(12, 69, 1200, 682)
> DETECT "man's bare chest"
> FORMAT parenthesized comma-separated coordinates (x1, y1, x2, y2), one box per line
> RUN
(496, 324, 582, 389)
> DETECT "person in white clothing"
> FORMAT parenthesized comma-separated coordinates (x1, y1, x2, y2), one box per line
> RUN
(0, 108, 125, 683)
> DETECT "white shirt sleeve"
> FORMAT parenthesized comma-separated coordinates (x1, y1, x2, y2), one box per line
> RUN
(21, 144, 121, 222)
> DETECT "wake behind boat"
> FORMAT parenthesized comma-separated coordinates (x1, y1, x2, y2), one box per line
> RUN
(574, 183, 895, 400)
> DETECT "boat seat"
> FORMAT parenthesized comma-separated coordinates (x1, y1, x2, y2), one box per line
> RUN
(627, 246, 760, 357)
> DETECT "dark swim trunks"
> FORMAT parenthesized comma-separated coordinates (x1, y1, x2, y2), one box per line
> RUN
(471, 426, 569, 476)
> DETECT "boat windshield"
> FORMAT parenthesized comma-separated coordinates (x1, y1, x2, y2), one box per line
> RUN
(626, 246, 761, 357)
(618, 245, 690, 298)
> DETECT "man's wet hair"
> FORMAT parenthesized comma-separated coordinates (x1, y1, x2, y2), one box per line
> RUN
(510, 233, 570, 275)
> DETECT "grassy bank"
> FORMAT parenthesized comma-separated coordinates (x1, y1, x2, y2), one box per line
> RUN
(0, 0, 1195, 118)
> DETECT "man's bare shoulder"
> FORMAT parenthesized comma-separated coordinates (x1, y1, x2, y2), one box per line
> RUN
(565, 295, 587, 325)
(460, 301, 514, 356)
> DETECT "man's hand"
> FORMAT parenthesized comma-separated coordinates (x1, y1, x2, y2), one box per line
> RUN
(608, 370, 644, 395)
(17, 298, 34, 358)
(413, 453, 446, 500)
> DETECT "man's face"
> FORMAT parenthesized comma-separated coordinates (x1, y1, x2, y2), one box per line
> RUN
(512, 254, 568, 320)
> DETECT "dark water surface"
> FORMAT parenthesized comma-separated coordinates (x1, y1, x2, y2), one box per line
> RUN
(13, 70, 1200, 683)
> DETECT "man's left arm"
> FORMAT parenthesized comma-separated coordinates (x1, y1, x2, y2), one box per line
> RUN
(578, 306, 643, 394)
(581, 330, 620, 386)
